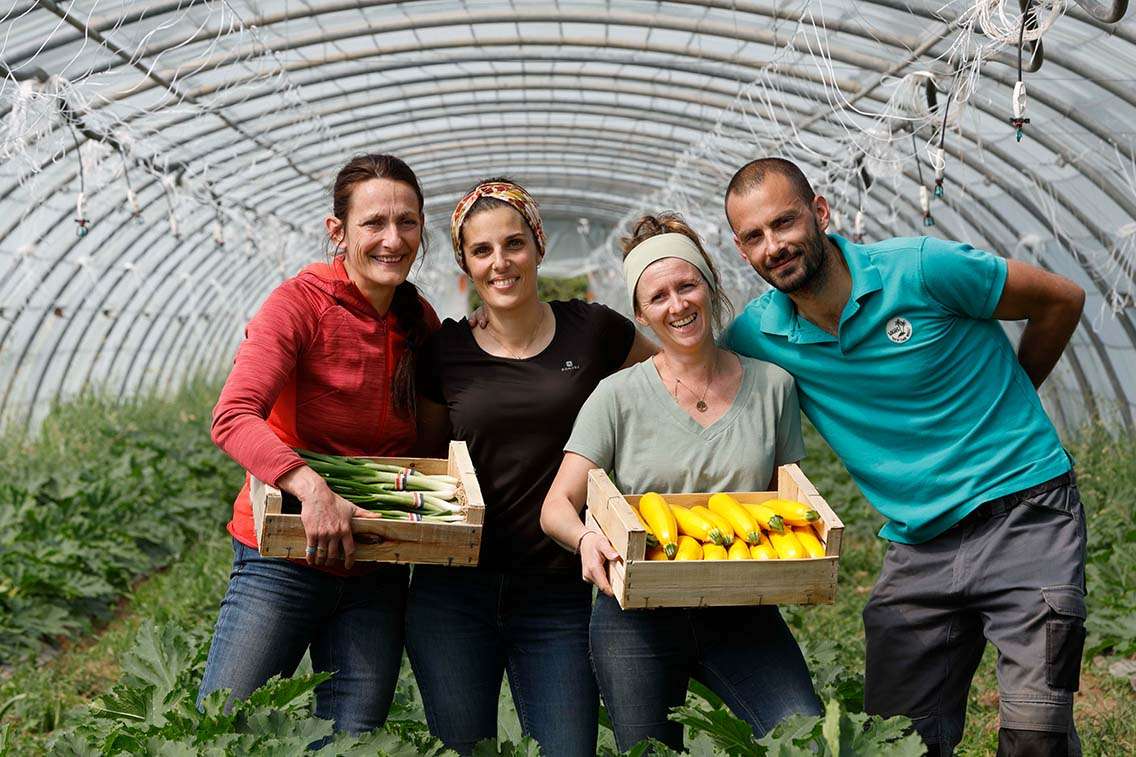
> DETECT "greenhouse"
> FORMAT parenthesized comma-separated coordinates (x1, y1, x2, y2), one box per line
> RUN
(0, 1, 1133, 755)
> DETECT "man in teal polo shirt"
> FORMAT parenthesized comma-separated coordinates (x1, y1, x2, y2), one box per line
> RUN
(721, 158, 1087, 757)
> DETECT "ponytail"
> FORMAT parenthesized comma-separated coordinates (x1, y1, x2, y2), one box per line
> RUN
(390, 280, 430, 417)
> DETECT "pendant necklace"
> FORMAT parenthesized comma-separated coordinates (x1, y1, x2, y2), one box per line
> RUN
(670, 352, 718, 413)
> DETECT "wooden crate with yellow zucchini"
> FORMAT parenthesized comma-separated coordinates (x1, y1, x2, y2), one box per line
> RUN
(585, 463, 842, 609)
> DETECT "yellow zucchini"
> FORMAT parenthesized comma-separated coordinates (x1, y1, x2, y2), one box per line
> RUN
(645, 545, 669, 560)
(675, 535, 703, 561)
(750, 542, 778, 560)
(727, 540, 751, 560)
(701, 543, 728, 561)
(708, 493, 762, 545)
(692, 506, 734, 546)
(740, 502, 786, 533)
(638, 492, 679, 559)
(631, 509, 660, 548)
(794, 527, 826, 558)
(768, 530, 806, 560)
(671, 504, 725, 545)
(767, 498, 821, 528)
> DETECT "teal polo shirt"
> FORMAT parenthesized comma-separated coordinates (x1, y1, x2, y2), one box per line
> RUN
(722, 234, 1070, 544)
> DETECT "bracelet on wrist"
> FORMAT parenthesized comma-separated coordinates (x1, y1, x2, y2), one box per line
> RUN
(574, 528, 598, 555)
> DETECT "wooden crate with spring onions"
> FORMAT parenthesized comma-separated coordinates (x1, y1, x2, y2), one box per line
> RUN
(250, 441, 485, 565)
(585, 464, 843, 609)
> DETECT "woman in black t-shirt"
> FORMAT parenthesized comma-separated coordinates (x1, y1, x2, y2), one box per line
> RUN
(410, 178, 655, 756)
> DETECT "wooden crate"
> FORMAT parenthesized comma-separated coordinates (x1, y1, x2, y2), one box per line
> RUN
(250, 441, 485, 566)
(586, 464, 843, 609)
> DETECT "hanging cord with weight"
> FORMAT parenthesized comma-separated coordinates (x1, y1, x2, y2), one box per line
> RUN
(1010, 1, 1032, 141)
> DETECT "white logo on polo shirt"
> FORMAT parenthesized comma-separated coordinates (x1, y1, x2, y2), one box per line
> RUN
(886, 317, 912, 343)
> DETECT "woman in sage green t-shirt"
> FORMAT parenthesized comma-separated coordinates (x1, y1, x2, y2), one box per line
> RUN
(540, 213, 821, 753)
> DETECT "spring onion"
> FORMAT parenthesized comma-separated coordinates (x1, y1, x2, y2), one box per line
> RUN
(297, 449, 465, 519)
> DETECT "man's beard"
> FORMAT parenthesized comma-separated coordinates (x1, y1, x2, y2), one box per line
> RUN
(759, 219, 829, 294)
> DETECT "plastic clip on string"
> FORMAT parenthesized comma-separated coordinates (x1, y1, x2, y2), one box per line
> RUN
(75, 192, 90, 237)
(933, 147, 946, 199)
(911, 131, 934, 228)
(920, 186, 935, 228)
(1011, 81, 1029, 142)
(853, 210, 864, 244)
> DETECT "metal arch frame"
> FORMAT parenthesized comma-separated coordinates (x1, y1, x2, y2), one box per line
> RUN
(9, 3, 1132, 122)
(138, 33, 1136, 245)
(28, 18, 1133, 257)
(0, 0, 1131, 425)
(11, 15, 1136, 223)
(195, 74, 1136, 297)
(11, 84, 1136, 425)
(6, 76, 1126, 406)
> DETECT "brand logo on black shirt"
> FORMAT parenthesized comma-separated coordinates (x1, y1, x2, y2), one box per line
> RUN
(561, 359, 581, 372)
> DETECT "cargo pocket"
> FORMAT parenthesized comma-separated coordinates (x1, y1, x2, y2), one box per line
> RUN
(1042, 585, 1086, 692)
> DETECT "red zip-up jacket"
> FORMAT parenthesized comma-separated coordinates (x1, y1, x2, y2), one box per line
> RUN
(212, 256, 439, 554)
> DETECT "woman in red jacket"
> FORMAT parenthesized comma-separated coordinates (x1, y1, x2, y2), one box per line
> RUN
(198, 154, 439, 733)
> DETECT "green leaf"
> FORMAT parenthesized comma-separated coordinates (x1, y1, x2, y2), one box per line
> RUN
(118, 622, 194, 710)
(471, 736, 542, 757)
(669, 702, 762, 756)
(242, 672, 332, 711)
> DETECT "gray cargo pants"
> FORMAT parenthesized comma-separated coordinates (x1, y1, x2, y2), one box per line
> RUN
(863, 472, 1086, 756)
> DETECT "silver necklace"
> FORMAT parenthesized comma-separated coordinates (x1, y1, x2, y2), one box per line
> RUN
(485, 307, 545, 360)
(668, 352, 718, 413)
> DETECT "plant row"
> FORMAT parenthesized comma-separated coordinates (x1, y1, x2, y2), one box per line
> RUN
(0, 383, 236, 665)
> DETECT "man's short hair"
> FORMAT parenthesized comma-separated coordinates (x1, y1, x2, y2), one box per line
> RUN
(724, 158, 816, 222)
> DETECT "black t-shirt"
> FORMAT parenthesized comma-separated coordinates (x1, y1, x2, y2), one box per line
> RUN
(418, 299, 636, 572)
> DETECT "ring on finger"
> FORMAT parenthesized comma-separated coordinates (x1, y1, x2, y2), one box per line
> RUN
(305, 545, 317, 557)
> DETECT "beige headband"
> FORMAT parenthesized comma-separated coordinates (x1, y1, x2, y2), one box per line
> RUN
(623, 233, 715, 307)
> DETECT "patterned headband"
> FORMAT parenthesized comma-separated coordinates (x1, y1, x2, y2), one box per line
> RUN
(450, 181, 546, 268)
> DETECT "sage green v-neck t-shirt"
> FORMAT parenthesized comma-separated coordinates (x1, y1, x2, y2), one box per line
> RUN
(565, 355, 804, 494)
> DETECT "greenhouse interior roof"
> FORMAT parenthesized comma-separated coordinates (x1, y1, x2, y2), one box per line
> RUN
(1, 0, 1134, 432)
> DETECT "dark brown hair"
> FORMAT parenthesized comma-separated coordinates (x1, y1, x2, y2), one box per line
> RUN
(330, 153, 430, 418)
(620, 213, 734, 334)
(724, 157, 816, 225)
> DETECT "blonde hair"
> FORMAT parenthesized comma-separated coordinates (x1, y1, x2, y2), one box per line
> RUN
(620, 213, 733, 333)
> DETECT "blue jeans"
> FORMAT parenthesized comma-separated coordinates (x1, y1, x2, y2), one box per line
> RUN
(590, 594, 822, 752)
(197, 538, 408, 733)
(405, 566, 598, 756)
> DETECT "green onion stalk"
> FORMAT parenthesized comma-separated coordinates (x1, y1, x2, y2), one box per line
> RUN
(298, 449, 463, 517)
(300, 450, 459, 485)
(368, 510, 463, 523)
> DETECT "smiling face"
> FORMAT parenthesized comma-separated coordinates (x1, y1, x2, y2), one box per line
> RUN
(461, 205, 542, 311)
(727, 172, 832, 294)
(634, 257, 713, 351)
(327, 177, 422, 295)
